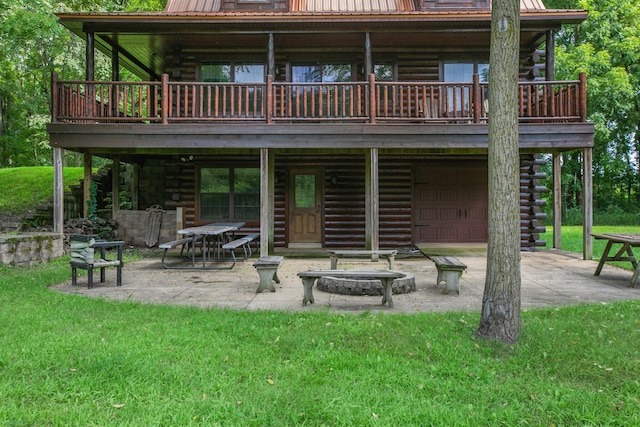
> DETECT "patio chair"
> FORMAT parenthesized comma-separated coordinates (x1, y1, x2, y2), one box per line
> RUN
(69, 234, 123, 288)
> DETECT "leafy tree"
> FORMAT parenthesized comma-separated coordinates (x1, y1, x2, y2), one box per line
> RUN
(547, 0, 640, 219)
(477, 0, 522, 343)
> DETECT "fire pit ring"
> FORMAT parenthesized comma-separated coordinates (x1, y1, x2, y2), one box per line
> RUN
(317, 271, 415, 296)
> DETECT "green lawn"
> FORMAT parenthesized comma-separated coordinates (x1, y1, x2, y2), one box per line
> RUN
(0, 166, 85, 214)
(1, 254, 639, 425)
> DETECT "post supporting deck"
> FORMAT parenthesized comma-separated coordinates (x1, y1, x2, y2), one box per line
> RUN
(552, 153, 562, 249)
(365, 148, 379, 252)
(53, 147, 64, 233)
(260, 148, 275, 256)
(583, 147, 593, 260)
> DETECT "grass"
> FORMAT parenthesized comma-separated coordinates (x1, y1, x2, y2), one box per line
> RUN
(0, 166, 85, 214)
(544, 225, 640, 270)
(1, 255, 639, 425)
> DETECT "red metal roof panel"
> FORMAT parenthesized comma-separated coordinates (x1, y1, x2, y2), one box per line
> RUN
(165, 0, 220, 13)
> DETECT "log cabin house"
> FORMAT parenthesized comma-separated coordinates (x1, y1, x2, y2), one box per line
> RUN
(47, 0, 595, 258)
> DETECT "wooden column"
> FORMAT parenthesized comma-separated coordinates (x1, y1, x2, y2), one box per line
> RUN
(365, 32, 372, 76)
(583, 147, 593, 260)
(545, 30, 555, 81)
(112, 159, 120, 219)
(260, 148, 275, 256)
(53, 147, 64, 233)
(86, 32, 95, 117)
(83, 154, 92, 219)
(267, 33, 275, 77)
(365, 148, 379, 253)
(552, 153, 562, 249)
(111, 45, 120, 82)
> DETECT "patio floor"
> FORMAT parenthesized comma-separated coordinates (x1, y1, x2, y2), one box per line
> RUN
(50, 249, 640, 314)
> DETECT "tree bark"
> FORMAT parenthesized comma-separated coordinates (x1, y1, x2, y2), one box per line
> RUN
(477, 0, 522, 344)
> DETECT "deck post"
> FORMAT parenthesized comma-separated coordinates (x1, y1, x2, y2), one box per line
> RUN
(51, 73, 58, 123)
(260, 148, 275, 256)
(473, 74, 481, 123)
(365, 148, 380, 253)
(579, 72, 587, 122)
(161, 74, 169, 124)
(86, 32, 95, 118)
(53, 147, 64, 234)
(552, 153, 562, 249)
(583, 147, 593, 260)
(369, 74, 376, 124)
(83, 155, 92, 219)
(266, 75, 273, 124)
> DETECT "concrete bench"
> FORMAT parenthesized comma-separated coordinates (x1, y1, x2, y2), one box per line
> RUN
(70, 234, 124, 289)
(253, 256, 284, 293)
(430, 256, 467, 294)
(297, 269, 405, 307)
(327, 249, 397, 270)
(159, 236, 202, 269)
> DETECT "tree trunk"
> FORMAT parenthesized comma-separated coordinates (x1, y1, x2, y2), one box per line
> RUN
(477, 0, 522, 344)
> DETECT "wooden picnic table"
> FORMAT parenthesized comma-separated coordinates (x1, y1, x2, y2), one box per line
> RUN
(592, 233, 640, 287)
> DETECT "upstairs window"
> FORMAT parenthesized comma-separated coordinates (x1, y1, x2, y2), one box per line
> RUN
(292, 64, 352, 82)
(201, 62, 265, 83)
(443, 61, 489, 116)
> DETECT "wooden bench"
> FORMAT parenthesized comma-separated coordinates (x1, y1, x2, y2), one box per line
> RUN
(429, 256, 467, 294)
(222, 233, 260, 263)
(297, 269, 405, 307)
(327, 249, 397, 270)
(69, 234, 124, 289)
(159, 236, 202, 269)
(253, 256, 283, 293)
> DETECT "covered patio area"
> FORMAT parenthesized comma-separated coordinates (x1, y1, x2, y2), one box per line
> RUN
(50, 250, 640, 313)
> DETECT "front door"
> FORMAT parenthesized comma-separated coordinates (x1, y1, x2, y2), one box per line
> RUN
(289, 168, 323, 247)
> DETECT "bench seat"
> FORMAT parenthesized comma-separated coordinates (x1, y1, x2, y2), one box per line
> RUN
(429, 256, 467, 294)
(159, 236, 202, 269)
(297, 269, 404, 307)
(253, 255, 284, 293)
(222, 233, 260, 263)
(327, 249, 397, 270)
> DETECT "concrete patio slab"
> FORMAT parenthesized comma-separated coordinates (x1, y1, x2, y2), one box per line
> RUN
(49, 249, 640, 314)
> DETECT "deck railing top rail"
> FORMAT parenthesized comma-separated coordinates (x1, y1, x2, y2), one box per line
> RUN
(51, 72, 587, 125)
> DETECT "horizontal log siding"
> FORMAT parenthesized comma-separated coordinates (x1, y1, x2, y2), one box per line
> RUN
(379, 158, 413, 247)
(520, 154, 548, 250)
(324, 160, 366, 247)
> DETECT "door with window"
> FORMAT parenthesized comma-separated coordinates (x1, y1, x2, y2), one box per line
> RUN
(289, 168, 323, 247)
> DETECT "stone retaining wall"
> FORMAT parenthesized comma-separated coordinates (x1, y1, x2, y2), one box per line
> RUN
(0, 233, 64, 266)
(114, 210, 177, 247)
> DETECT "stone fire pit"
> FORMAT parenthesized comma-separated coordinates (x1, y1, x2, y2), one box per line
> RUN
(317, 271, 415, 296)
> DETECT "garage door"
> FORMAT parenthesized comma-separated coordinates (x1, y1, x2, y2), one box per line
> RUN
(414, 162, 488, 243)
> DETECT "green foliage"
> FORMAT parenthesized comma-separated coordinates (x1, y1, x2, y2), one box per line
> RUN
(0, 166, 84, 214)
(546, 0, 640, 214)
(0, 258, 639, 424)
(86, 181, 98, 221)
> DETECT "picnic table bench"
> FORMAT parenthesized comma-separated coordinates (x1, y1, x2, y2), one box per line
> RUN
(222, 233, 260, 263)
(327, 249, 397, 270)
(592, 233, 640, 287)
(159, 236, 202, 269)
(297, 269, 405, 307)
(429, 256, 467, 294)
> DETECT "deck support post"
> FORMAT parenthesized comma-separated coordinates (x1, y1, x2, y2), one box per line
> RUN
(365, 148, 379, 254)
(260, 148, 275, 256)
(552, 153, 562, 249)
(112, 159, 120, 219)
(583, 147, 593, 260)
(83, 155, 92, 219)
(53, 147, 64, 234)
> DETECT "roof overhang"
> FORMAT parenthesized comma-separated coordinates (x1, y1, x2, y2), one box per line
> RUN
(56, 10, 588, 80)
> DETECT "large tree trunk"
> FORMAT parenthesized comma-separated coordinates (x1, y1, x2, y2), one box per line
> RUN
(477, 0, 522, 344)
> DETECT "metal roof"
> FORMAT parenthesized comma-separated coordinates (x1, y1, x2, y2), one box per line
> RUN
(165, 0, 546, 13)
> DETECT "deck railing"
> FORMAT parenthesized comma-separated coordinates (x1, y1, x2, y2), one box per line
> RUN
(51, 73, 587, 125)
